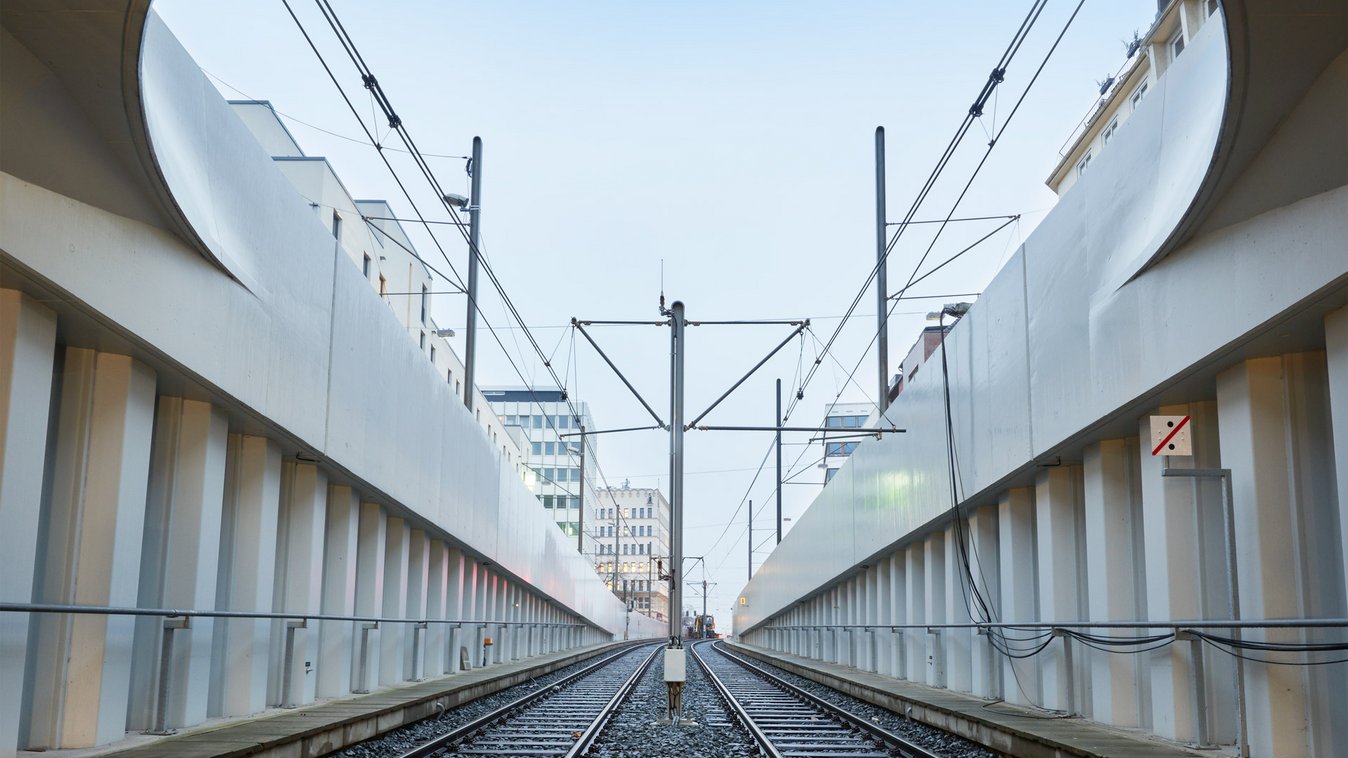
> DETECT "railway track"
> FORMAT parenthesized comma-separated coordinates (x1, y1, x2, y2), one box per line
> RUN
(691, 640, 944, 758)
(396, 642, 662, 757)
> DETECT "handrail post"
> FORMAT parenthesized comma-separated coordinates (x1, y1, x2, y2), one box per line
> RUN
(1050, 628, 1077, 716)
(282, 619, 307, 708)
(411, 621, 428, 681)
(353, 621, 379, 693)
(146, 616, 190, 735)
(1176, 629, 1213, 748)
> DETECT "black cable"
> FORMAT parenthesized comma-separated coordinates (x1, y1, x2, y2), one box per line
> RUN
(784, 0, 1050, 424)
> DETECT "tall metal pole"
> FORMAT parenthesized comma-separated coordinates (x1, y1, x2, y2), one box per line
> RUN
(776, 378, 783, 544)
(874, 126, 890, 414)
(747, 499, 753, 583)
(577, 425, 585, 554)
(668, 301, 685, 641)
(462, 136, 484, 410)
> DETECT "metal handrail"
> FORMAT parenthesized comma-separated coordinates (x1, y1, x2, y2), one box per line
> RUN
(753, 617, 1348, 631)
(2, 600, 600, 736)
(0, 601, 585, 627)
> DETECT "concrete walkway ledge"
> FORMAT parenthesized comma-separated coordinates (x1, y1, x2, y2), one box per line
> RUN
(37, 640, 651, 758)
(725, 641, 1209, 758)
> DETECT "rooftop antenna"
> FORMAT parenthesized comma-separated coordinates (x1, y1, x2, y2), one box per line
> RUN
(659, 259, 666, 313)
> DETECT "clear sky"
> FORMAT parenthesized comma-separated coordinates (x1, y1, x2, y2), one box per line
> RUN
(156, 0, 1160, 628)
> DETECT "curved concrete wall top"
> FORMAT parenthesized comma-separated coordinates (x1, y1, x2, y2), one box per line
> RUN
(0, 5, 661, 638)
(735, 0, 1348, 633)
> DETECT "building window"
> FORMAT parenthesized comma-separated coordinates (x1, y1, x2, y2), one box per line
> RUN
(1077, 152, 1092, 177)
(430, 346, 436, 363)
(1207, 0, 1219, 16)
(1130, 81, 1148, 112)
(378, 274, 387, 299)
(825, 467, 839, 482)
(362, 253, 371, 278)
(420, 331, 426, 349)
(1101, 117, 1119, 146)
(543, 495, 554, 508)
(420, 285, 429, 325)
(1168, 29, 1185, 62)
(332, 213, 342, 241)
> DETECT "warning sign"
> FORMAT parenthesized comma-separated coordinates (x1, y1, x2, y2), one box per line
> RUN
(1150, 415, 1192, 456)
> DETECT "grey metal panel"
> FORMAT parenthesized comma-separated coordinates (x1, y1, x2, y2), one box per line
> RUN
(0, 10, 656, 637)
(735, 10, 1348, 634)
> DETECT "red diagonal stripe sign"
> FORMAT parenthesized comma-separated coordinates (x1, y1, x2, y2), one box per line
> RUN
(1151, 415, 1191, 456)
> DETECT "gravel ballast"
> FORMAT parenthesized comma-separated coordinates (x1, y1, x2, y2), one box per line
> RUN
(336, 639, 997, 757)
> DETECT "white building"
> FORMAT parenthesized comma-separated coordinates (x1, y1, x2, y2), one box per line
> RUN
(228, 102, 528, 479)
(484, 388, 599, 556)
(821, 401, 873, 483)
(594, 484, 673, 622)
(1048, 0, 1223, 195)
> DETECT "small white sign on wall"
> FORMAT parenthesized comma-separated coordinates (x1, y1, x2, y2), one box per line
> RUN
(1150, 415, 1192, 456)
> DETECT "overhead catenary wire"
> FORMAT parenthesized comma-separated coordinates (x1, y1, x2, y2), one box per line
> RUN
(783, 0, 1051, 425)
(281, 0, 663, 570)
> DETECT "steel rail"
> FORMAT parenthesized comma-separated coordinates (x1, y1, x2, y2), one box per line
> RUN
(565, 644, 662, 756)
(396, 642, 660, 758)
(710, 641, 943, 758)
(688, 641, 783, 758)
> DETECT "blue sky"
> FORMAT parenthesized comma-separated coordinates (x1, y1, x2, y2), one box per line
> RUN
(157, 0, 1160, 624)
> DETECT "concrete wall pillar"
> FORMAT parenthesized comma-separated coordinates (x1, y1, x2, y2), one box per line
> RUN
(315, 485, 359, 698)
(496, 578, 510, 663)
(404, 529, 429, 680)
(0, 291, 56, 758)
(829, 585, 843, 664)
(905, 545, 926, 682)
(129, 398, 228, 731)
(477, 563, 493, 663)
(445, 547, 465, 672)
(968, 503, 1001, 699)
(471, 564, 487, 666)
(876, 557, 891, 676)
(379, 517, 410, 686)
(1218, 354, 1346, 757)
(845, 575, 858, 667)
(1139, 402, 1230, 743)
(924, 532, 947, 688)
(1083, 438, 1148, 728)
(523, 594, 534, 656)
(26, 349, 156, 749)
(351, 503, 386, 692)
(998, 487, 1040, 706)
(502, 582, 516, 661)
(865, 565, 879, 672)
(269, 462, 327, 707)
(1035, 466, 1087, 715)
(424, 539, 448, 676)
(210, 435, 282, 716)
(1330, 307, 1348, 646)
(488, 575, 502, 664)
(945, 522, 972, 693)
(889, 551, 906, 678)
